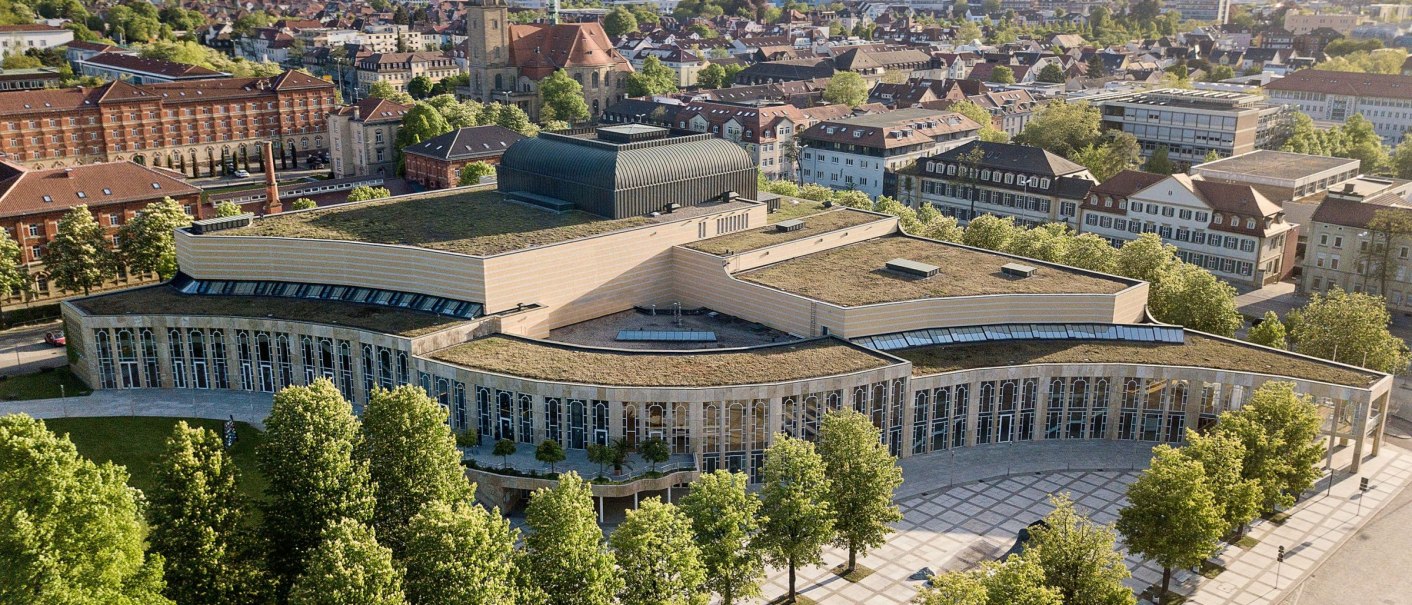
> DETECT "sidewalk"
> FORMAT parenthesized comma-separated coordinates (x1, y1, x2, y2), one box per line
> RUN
(1176, 444, 1412, 605)
(0, 388, 275, 428)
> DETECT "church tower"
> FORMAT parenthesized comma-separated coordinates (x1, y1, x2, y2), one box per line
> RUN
(465, 0, 511, 100)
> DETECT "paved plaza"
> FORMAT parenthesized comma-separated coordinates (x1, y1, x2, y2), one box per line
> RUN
(753, 443, 1412, 605)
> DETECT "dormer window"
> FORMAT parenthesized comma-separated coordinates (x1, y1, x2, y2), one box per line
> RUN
(1229, 215, 1238, 226)
(1246, 218, 1256, 230)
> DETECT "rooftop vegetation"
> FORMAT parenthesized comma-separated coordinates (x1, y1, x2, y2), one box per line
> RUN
(429, 336, 895, 387)
(216, 189, 653, 256)
(736, 235, 1129, 306)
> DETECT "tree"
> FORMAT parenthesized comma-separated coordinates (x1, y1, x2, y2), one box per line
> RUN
(1211, 382, 1326, 513)
(681, 470, 764, 605)
(1286, 286, 1410, 373)
(46, 204, 114, 296)
(1179, 429, 1262, 538)
(291, 198, 318, 210)
(1086, 53, 1106, 78)
(1147, 261, 1242, 337)
(260, 379, 376, 594)
(1247, 311, 1287, 349)
(1037, 62, 1065, 83)
(0, 228, 28, 322)
(536, 439, 566, 473)
(150, 422, 267, 605)
(1205, 64, 1235, 82)
(490, 103, 537, 136)
(945, 99, 1007, 143)
(638, 436, 671, 473)
(989, 65, 1016, 84)
(1026, 494, 1134, 605)
(539, 69, 590, 123)
(917, 557, 1061, 605)
(396, 103, 453, 153)
(756, 435, 834, 604)
(1115, 446, 1224, 605)
(1115, 233, 1177, 284)
(816, 410, 902, 574)
(610, 498, 708, 605)
(823, 71, 868, 107)
(492, 438, 517, 468)
(288, 518, 405, 605)
(962, 213, 1019, 251)
(602, 5, 639, 36)
(118, 196, 192, 280)
(348, 186, 393, 202)
(359, 385, 473, 556)
(425, 93, 481, 128)
(587, 442, 614, 478)
(1014, 100, 1102, 157)
(1142, 146, 1175, 174)
(458, 161, 496, 186)
(1360, 207, 1412, 296)
(1065, 232, 1119, 273)
(1392, 137, 1412, 179)
(214, 201, 244, 217)
(0, 414, 170, 604)
(697, 63, 729, 89)
(522, 472, 622, 605)
(1009, 223, 1073, 263)
(834, 189, 871, 209)
(627, 56, 679, 96)
(368, 80, 414, 105)
(403, 500, 519, 605)
(407, 75, 434, 99)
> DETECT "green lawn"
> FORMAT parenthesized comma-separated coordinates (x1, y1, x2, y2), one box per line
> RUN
(0, 367, 92, 400)
(42, 416, 267, 510)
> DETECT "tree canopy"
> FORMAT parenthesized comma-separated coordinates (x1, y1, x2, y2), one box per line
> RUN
(522, 472, 622, 605)
(680, 470, 764, 605)
(817, 410, 903, 573)
(1116, 446, 1224, 604)
(610, 498, 708, 605)
(1287, 286, 1410, 373)
(288, 518, 405, 605)
(626, 56, 678, 96)
(118, 197, 192, 280)
(46, 205, 114, 296)
(402, 500, 519, 605)
(756, 435, 835, 603)
(539, 69, 590, 123)
(822, 71, 869, 107)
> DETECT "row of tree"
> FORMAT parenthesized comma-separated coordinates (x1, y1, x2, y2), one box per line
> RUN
(1118, 381, 1325, 604)
(0, 197, 193, 303)
(915, 380, 1325, 605)
(1, 378, 910, 605)
(1247, 286, 1411, 374)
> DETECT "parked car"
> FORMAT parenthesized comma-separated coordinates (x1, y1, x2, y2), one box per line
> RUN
(233, 169, 250, 178)
(43, 331, 65, 347)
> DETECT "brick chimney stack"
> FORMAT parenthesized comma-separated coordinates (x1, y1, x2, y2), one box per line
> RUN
(261, 141, 281, 215)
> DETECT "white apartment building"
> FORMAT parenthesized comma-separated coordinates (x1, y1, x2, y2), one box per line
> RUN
(357, 25, 426, 53)
(1267, 70, 1412, 145)
(328, 96, 410, 178)
(0, 24, 72, 56)
(1300, 182, 1412, 309)
(1080, 172, 1296, 288)
(355, 51, 459, 94)
(797, 108, 979, 197)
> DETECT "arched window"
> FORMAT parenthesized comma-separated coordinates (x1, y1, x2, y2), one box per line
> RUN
(494, 73, 503, 90)
(591, 71, 600, 88)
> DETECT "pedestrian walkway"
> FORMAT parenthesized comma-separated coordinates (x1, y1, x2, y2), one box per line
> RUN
(754, 442, 1412, 605)
(0, 388, 275, 428)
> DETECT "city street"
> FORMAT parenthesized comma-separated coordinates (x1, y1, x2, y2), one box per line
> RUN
(0, 320, 66, 378)
(1281, 417, 1412, 605)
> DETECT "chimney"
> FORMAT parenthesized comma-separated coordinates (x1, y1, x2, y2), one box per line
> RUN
(261, 141, 282, 214)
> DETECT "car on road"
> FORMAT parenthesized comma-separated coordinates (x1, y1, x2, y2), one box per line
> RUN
(233, 169, 250, 178)
(43, 331, 65, 347)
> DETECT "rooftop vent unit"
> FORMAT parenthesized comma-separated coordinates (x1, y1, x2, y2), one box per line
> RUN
(776, 219, 805, 232)
(1001, 263, 1038, 278)
(886, 258, 939, 279)
(189, 213, 256, 235)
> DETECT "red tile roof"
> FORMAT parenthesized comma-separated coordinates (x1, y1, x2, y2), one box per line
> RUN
(507, 22, 633, 79)
(0, 161, 200, 219)
(1266, 69, 1412, 100)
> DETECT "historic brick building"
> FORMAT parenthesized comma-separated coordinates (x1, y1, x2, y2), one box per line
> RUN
(0, 71, 337, 177)
(0, 160, 201, 303)
(402, 125, 525, 189)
